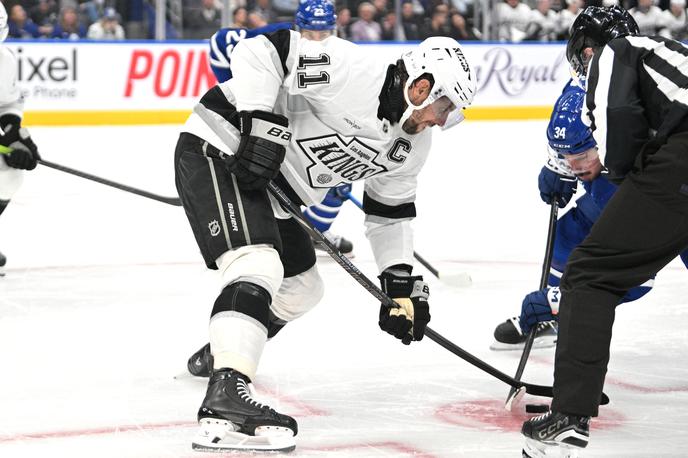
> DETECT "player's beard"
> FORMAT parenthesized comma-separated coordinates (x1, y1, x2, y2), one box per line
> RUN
(401, 111, 426, 134)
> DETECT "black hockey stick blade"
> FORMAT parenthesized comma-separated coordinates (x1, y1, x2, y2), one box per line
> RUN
(505, 199, 559, 409)
(265, 182, 610, 404)
(425, 328, 610, 404)
(39, 159, 182, 207)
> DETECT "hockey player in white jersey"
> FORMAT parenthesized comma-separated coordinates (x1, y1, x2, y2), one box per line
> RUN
(0, 3, 41, 271)
(174, 32, 475, 452)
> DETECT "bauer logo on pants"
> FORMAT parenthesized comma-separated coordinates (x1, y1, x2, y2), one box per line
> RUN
(208, 220, 221, 237)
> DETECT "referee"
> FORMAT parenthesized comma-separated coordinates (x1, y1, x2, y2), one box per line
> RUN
(522, 5, 688, 456)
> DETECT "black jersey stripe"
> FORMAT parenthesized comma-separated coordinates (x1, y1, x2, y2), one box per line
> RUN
(264, 29, 292, 76)
(199, 86, 241, 130)
(644, 53, 688, 91)
(362, 192, 416, 220)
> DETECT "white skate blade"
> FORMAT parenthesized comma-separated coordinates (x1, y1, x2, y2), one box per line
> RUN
(192, 418, 296, 453)
(523, 438, 580, 458)
(437, 270, 472, 288)
(489, 335, 557, 351)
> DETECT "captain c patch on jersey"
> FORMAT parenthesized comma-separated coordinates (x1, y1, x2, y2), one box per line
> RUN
(297, 134, 388, 187)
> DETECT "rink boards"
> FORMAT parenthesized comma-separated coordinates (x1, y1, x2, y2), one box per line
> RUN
(4, 40, 571, 125)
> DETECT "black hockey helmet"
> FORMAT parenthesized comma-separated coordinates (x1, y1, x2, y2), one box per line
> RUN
(566, 5, 639, 76)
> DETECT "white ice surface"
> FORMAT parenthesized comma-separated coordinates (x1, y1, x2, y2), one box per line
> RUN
(1, 121, 687, 457)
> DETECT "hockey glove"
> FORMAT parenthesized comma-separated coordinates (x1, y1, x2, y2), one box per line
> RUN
(538, 166, 577, 208)
(519, 287, 561, 334)
(0, 123, 40, 171)
(378, 267, 431, 345)
(226, 110, 291, 190)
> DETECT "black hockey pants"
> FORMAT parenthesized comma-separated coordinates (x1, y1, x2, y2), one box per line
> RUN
(552, 131, 688, 417)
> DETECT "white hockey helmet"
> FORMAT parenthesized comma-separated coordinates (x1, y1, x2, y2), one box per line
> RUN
(400, 37, 476, 130)
(0, 2, 8, 43)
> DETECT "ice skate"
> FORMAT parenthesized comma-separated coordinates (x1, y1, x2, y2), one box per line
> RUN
(314, 230, 354, 256)
(192, 368, 297, 452)
(490, 317, 558, 351)
(0, 250, 6, 276)
(187, 343, 213, 377)
(521, 410, 589, 458)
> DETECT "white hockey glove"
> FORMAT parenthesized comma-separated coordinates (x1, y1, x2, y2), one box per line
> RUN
(226, 110, 291, 190)
(378, 267, 431, 345)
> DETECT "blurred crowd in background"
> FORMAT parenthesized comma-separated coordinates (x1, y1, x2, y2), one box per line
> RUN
(1, 0, 687, 42)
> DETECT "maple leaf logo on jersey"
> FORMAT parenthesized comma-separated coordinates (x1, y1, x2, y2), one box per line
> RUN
(297, 135, 388, 188)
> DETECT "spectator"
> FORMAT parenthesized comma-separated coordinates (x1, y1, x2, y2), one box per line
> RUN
(557, 0, 581, 39)
(51, 6, 87, 39)
(251, 0, 276, 23)
(248, 10, 268, 27)
(372, 0, 388, 21)
(80, 0, 108, 25)
(526, 0, 558, 40)
(8, 4, 41, 38)
(185, 0, 222, 39)
(87, 7, 125, 39)
(659, 0, 687, 40)
(380, 10, 399, 39)
(493, 0, 533, 41)
(30, 0, 58, 36)
(335, 6, 351, 39)
(449, 10, 478, 40)
(449, 0, 473, 16)
(630, 0, 664, 34)
(422, 4, 451, 37)
(401, 1, 422, 39)
(349, 1, 381, 40)
(231, 6, 249, 27)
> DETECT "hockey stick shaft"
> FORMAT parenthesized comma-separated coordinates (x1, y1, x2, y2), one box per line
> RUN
(505, 199, 559, 405)
(267, 181, 582, 401)
(39, 159, 182, 207)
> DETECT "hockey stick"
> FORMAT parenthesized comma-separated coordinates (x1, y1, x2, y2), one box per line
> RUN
(267, 182, 608, 403)
(504, 199, 559, 410)
(345, 193, 472, 288)
(39, 159, 182, 207)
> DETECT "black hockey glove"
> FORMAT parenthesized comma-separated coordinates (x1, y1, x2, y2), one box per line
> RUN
(0, 122, 40, 171)
(226, 110, 290, 190)
(378, 267, 431, 345)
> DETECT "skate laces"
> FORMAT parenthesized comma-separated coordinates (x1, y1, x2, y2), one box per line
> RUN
(236, 378, 269, 410)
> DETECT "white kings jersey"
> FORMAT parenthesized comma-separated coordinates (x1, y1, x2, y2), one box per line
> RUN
(0, 47, 23, 120)
(0, 46, 25, 201)
(183, 30, 433, 271)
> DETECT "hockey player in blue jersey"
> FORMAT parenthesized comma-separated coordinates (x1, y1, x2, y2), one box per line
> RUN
(490, 81, 688, 350)
(186, 0, 351, 378)
(207, 0, 353, 257)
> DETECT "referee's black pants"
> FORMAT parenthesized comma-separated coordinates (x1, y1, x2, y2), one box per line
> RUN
(552, 132, 688, 417)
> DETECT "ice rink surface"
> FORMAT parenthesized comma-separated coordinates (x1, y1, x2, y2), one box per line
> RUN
(1, 121, 687, 457)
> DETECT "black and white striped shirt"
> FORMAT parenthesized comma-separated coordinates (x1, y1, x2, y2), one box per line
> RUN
(586, 35, 688, 182)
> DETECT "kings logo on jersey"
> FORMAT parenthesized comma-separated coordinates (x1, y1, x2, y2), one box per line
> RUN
(297, 134, 388, 187)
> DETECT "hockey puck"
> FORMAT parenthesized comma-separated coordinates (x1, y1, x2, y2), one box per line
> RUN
(525, 404, 549, 414)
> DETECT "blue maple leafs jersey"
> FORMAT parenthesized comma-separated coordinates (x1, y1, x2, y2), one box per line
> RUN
(208, 23, 293, 83)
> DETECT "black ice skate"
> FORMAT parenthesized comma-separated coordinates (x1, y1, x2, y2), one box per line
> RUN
(490, 317, 558, 351)
(314, 230, 354, 256)
(192, 368, 298, 452)
(522, 410, 590, 458)
(187, 343, 213, 377)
